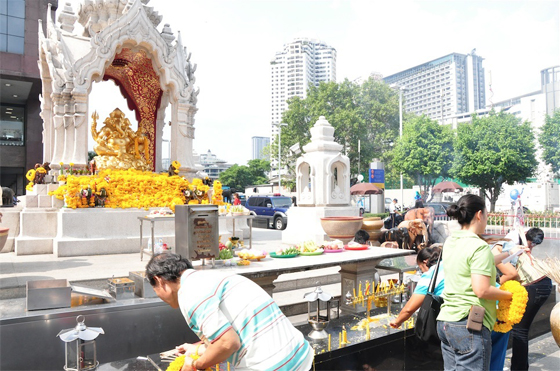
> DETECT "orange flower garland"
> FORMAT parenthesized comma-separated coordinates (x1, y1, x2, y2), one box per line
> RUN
(494, 280, 528, 333)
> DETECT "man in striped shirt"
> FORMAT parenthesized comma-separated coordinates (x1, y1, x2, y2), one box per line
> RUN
(146, 253, 313, 370)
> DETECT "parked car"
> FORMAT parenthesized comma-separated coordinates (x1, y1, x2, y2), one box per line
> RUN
(425, 202, 453, 217)
(245, 194, 292, 230)
(384, 198, 393, 212)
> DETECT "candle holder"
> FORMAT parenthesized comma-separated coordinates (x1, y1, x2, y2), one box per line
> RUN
(57, 315, 104, 371)
(304, 285, 339, 340)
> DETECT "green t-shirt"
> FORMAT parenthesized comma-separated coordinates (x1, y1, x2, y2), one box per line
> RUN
(437, 230, 497, 331)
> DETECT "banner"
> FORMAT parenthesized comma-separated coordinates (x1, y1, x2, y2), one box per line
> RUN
(369, 169, 385, 190)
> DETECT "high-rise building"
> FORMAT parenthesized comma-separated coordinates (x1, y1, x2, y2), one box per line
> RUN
(199, 149, 232, 181)
(252, 136, 270, 160)
(541, 66, 560, 116)
(1, 0, 58, 195)
(270, 38, 336, 165)
(383, 49, 486, 122)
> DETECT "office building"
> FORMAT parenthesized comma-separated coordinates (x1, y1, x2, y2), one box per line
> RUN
(252, 136, 270, 160)
(270, 37, 336, 167)
(199, 149, 232, 181)
(541, 65, 560, 116)
(1, 0, 58, 195)
(384, 49, 486, 122)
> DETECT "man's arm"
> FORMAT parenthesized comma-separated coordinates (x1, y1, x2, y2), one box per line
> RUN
(187, 327, 241, 370)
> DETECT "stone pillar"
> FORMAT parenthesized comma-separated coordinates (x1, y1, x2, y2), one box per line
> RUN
(171, 101, 197, 178)
(39, 79, 53, 163)
(71, 91, 88, 167)
(62, 92, 75, 164)
(51, 93, 65, 167)
(339, 259, 383, 314)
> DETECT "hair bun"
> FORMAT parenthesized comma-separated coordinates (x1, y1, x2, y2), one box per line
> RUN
(447, 204, 459, 217)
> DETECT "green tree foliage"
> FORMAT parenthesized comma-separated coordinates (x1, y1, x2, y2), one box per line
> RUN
(390, 115, 454, 197)
(219, 160, 270, 191)
(277, 78, 400, 179)
(451, 111, 537, 212)
(540, 109, 560, 176)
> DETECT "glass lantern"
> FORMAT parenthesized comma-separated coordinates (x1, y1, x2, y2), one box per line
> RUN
(303, 285, 339, 339)
(57, 315, 104, 370)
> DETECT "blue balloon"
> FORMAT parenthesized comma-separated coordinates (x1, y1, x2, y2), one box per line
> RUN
(510, 189, 519, 200)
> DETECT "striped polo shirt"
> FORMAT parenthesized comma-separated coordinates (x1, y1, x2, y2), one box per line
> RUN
(179, 270, 313, 370)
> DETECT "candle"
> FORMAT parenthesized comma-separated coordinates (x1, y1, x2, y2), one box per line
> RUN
(328, 334, 331, 352)
(339, 332, 341, 348)
(342, 326, 348, 343)
(359, 282, 362, 295)
(365, 282, 370, 296)
(353, 288, 356, 298)
(217, 365, 220, 371)
(366, 323, 370, 340)
(227, 362, 230, 371)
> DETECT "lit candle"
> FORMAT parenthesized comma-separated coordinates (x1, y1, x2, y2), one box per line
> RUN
(365, 282, 370, 296)
(328, 334, 331, 352)
(342, 326, 348, 343)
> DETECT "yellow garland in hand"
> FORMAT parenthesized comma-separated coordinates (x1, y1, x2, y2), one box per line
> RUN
(166, 355, 185, 371)
(494, 280, 528, 333)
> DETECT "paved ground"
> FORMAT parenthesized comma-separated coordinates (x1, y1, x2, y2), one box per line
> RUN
(1, 226, 558, 369)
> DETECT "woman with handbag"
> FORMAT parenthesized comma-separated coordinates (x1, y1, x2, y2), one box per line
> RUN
(389, 245, 444, 329)
(436, 194, 513, 371)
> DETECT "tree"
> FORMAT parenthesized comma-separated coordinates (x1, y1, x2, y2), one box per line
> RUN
(219, 160, 270, 191)
(540, 109, 560, 176)
(451, 111, 538, 212)
(390, 115, 454, 198)
(277, 78, 400, 179)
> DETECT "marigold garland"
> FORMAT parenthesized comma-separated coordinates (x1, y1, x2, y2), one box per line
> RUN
(494, 280, 528, 333)
(166, 355, 185, 371)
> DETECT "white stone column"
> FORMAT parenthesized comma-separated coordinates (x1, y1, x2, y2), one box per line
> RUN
(39, 87, 53, 164)
(71, 92, 88, 167)
(171, 101, 197, 177)
(62, 94, 75, 165)
(50, 93, 65, 167)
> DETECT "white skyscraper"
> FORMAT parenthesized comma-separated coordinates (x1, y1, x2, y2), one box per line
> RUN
(384, 49, 486, 122)
(270, 38, 337, 145)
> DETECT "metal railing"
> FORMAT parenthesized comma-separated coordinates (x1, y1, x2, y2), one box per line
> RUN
(434, 213, 560, 239)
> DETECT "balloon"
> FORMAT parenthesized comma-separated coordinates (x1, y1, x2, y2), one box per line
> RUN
(510, 189, 519, 200)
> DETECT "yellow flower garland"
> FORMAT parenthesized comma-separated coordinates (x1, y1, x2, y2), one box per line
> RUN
(494, 280, 528, 333)
(166, 355, 185, 371)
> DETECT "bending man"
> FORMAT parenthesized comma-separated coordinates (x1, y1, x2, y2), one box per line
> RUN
(146, 253, 313, 371)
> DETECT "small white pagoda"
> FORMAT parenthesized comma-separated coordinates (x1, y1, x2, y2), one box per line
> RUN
(282, 116, 358, 245)
(38, 0, 199, 175)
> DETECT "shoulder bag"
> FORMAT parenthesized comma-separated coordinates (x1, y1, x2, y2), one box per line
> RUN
(414, 253, 443, 343)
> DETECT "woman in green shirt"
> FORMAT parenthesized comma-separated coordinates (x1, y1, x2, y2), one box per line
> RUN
(436, 194, 512, 371)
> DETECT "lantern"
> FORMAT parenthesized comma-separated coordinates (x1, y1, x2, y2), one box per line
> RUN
(57, 315, 104, 370)
(303, 285, 339, 339)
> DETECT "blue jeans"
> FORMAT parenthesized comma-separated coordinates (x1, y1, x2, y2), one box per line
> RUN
(490, 330, 510, 371)
(437, 319, 492, 371)
(511, 277, 552, 370)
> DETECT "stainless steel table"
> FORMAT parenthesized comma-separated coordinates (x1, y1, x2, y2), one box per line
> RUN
(138, 216, 174, 261)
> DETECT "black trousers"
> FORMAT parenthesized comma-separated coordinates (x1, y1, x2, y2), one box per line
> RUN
(510, 277, 552, 371)
(390, 213, 396, 228)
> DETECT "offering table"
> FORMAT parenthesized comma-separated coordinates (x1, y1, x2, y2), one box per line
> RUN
(197, 247, 413, 314)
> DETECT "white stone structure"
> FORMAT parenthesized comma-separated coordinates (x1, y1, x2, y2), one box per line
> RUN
(282, 116, 358, 245)
(38, 0, 199, 175)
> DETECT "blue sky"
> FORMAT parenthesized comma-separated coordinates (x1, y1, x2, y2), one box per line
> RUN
(63, 0, 560, 166)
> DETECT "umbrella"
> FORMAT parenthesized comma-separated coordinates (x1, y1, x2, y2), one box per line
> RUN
(350, 183, 383, 195)
(432, 181, 463, 193)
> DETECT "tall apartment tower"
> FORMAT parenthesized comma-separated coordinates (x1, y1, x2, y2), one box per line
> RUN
(252, 136, 270, 160)
(270, 38, 337, 144)
(383, 49, 486, 122)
